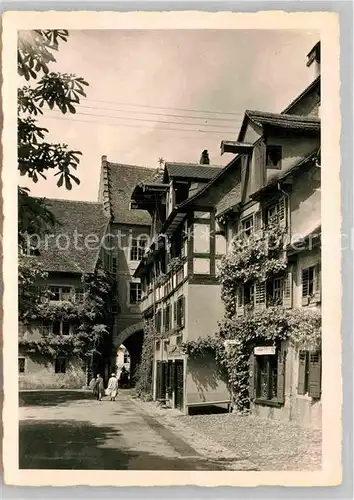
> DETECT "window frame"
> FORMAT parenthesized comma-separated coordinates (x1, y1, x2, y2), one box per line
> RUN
(48, 285, 74, 302)
(301, 263, 321, 305)
(265, 198, 286, 227)
(130, 237, 148, 261)
(129, 281, 142, 305)
(255, 353, 278, 401)
(54, 357, 67, 374)
(239, 215, 254, 238)
(50, 321, 72, 336)
(266, 144, 282, 169)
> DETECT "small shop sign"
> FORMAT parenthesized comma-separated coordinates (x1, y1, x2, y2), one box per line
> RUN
(254, 346, 276, 356)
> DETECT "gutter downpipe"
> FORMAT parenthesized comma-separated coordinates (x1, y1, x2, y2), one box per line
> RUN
(277, 181, 292, 420)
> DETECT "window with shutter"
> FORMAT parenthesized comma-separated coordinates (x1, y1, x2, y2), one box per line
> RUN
(180, 296, 185, 327)
(255, 282, 266, 310)
(173, 301, 178, 328)
(266, 198, 286, 227)
(282, 270, 293, 309)
(254, 210, 262, 234)
(249, 353, 256, 401)
(276, 345, 286, 404)
(314, 262, 321, 302)
(308, 351, 321, 399)
(297, 350, 308, 395)
(302, 266, 316, 305)
(236, 287, 244, 317)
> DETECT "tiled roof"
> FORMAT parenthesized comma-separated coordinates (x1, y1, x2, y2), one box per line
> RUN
(216, 183, 242, 217)
(107, 162, 156, 225)
(246, 109, 320, 130)
(36, 198, 109, 274)
(238, 109, 320, 141)
(164, 162, 223, 181)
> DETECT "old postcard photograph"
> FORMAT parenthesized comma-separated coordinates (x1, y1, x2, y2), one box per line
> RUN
(2, 11, 341, 487)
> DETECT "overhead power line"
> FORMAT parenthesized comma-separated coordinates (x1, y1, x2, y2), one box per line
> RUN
(50, 108, 239, 132)
(44, 114, 237, 137)
(79, 103, 243, 123)
(82, 97, 245, 117)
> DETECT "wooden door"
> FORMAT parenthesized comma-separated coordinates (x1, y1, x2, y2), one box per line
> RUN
(174, 360, 184, 410)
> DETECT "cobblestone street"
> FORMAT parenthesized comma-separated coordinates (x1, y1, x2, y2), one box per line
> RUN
(19, 390, 257, 470)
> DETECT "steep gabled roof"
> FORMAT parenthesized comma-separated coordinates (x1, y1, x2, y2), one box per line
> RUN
(35, 198, 109, 274)
(238, 109, 320, 141)
(282, 75, 321, 115)
(106, 162, 156, 225)
(164, 162, 223, 182)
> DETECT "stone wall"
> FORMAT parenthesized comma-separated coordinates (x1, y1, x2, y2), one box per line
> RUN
(19, 353, 86, 389)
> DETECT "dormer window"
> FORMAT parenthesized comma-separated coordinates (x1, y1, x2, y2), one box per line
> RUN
(266, 145, 282, 169)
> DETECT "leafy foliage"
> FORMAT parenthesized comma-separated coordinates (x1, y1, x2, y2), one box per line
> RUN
(134, 319, 155, 399)
(19, 264, 115, 360)
(18, 30, 89, 241)
(217, 224, 288, 317)
(183, 221, 321, 413)
(182, 306, 321, 412)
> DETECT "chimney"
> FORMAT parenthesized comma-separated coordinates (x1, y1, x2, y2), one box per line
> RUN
(200, 149, 210, 165)
(306, 41, 320, 81)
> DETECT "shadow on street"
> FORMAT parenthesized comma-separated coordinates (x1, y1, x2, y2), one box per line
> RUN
(19, 391, 93, 408)
(19, 419, 206, 470)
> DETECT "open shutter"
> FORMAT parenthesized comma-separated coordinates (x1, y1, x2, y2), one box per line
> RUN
(283, 269, 293, 309)
(254, 211, 263, 236)
(297, 351, 307, 395)
(301, 268, 310, 306)
(278, 197, 286, 227)
(180, 296, 185, 327)
(173, 301, 178, 328)
(276, 344, 286, 404)
(308, 351, 322, 399)
(249, 352, 256, 401)
(236, 287, 244, 317)
(163, 308, 167, 332)
(253, 142, 266, 191)
(255, 282, 266, 310)
(314, 262, 321, 303)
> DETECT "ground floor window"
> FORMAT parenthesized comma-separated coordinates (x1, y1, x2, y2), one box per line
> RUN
(256, 354, 278, 400)
(19, 357, 26, 373)
(298, 350, 321, 399)
(54, 357, 67, 374)
(250, 345, 286, 406)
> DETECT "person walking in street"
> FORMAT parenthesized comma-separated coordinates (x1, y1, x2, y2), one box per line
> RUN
(93, 373, 105, 401)
(107, 373, 118, 401)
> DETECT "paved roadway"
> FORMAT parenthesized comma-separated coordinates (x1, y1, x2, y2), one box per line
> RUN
(19, 390, 231, 470)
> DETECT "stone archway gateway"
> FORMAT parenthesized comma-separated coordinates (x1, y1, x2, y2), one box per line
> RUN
(113, 321, 144, 350)
(112, 321, 145, 385)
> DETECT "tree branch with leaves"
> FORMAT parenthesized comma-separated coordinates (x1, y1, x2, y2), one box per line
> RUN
(18, 30, 89, 241)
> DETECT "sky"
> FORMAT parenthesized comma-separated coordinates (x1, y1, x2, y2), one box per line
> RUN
(20, 29, 319, 202)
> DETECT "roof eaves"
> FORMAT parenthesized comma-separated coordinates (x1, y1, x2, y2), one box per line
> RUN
(282, 75, 320, 114)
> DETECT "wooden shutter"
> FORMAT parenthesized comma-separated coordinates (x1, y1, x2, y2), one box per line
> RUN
(308, 351, 322, 399)
(173, 301, 178, 328)
(249, 352, 256, 401)
(253, 141, 266, 191)
(254, 210, 263, 236)
(314, 262, 321, 302)
(180, 296, 185, 327)
(236, 287, 244, 317)
(301, 268, 310, 306)
(278, 197, 286, 227)
(276, 344, 286, 404)
(163, 307, 167, 332)
(297, 351, 307, 395)
(255, 282, 266, 310)
(283, 270, 293, 309)
(155, 310, 161, 333)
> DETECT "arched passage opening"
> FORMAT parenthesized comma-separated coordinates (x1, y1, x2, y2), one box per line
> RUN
(111, 322, 144, 386)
